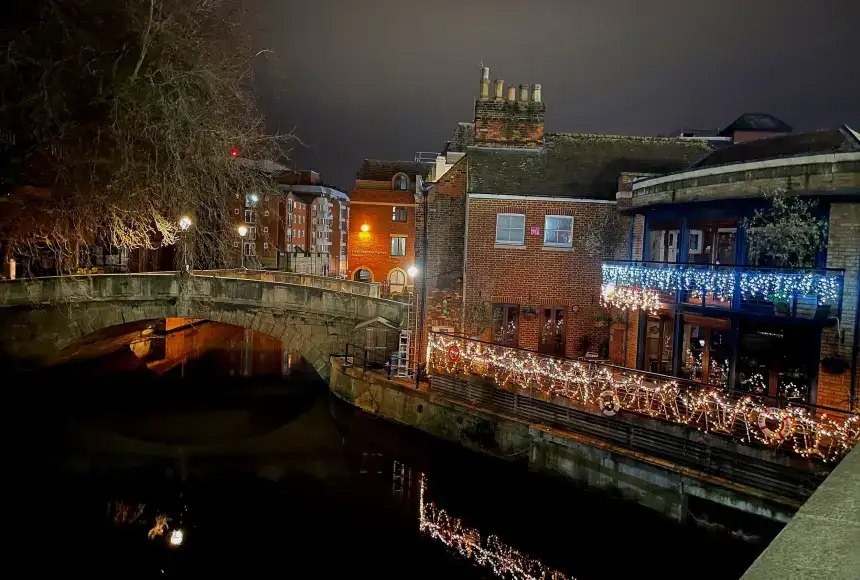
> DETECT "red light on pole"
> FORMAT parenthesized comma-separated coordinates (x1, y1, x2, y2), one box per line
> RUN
(230, 147, 240, 158)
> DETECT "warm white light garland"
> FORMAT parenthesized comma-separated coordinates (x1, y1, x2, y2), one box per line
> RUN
(428, 334, 859, 463)
(419, 474, 569, 579)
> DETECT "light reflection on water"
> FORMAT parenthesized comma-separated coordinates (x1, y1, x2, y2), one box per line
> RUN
(419, 473, 571, 580)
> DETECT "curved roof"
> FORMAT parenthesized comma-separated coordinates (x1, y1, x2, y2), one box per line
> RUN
(691, 127, 860, 169)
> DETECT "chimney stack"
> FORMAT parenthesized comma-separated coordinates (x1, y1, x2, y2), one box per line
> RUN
(493, 79, 504, 100)
(519, 84, 529, 102)
(531, 84, 542, 103)
(506, 86, 516, 102)
(479, 66, 490, 100)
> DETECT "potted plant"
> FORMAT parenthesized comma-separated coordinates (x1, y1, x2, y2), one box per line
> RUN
(821, 355, 850, 375)
(742, 189, 828, 317)
(521, 305, 538, 321)
(577, 333, 593, 357)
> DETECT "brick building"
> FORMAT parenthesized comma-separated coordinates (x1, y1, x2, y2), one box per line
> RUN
(231, 168, 348, 276)
(348, 159, 430, 294)
(416, 67, 709, 360)
(603, 127, 860, 411)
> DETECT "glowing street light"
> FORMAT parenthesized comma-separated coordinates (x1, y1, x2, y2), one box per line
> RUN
(178, 216, 193, 273)
(237, 224, 248, 268)
(407, 266, 419, 278)
(360, 224, 370, 232)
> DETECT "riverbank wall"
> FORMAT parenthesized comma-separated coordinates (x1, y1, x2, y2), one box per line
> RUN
(329, 357, 805, 523)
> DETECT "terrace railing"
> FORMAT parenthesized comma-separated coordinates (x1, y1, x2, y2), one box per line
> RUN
(428, 332, 859, 466)
(601, 260, 844, 320)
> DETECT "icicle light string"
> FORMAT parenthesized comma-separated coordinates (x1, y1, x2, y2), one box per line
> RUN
(601, 263, 842, 308)
(429, 334, 859, 463)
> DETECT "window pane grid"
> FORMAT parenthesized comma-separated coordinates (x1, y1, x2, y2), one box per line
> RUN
(544, 215, 573, 247)
(495, 214, 525, 245)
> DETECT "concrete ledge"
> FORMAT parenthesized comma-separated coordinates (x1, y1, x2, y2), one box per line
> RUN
(742, 444, 860, 579)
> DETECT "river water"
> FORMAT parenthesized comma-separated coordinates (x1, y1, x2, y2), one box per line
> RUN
(15, 322, 779, 578)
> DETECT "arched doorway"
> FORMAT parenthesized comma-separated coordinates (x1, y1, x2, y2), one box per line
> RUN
(387, 268, 407, 294)
(353, 268, 372, 283)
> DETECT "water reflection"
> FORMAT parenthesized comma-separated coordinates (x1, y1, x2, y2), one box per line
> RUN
(419, 473, 570, 579)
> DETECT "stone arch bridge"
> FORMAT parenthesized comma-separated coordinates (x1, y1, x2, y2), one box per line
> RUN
(0, 270, 406, 378)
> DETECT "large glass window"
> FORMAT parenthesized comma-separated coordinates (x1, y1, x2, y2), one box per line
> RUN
(539, 308, 566, 356)
(737, 323, 817, 403)
(543, 216, 573, 247)
(687, 221, 737, 265)
(680, 316, 731, 387)
(492, 304, 519, 346)
(647, 221, 681, 263)
(495, 214, 525, 245)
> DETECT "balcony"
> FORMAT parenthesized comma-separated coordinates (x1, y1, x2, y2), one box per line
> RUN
(601, 260, 844, 321)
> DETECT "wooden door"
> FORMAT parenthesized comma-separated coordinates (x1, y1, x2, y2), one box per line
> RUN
(539, 308, 566, 356)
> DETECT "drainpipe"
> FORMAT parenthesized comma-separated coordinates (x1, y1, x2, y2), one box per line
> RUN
(851, 260, 860, 410)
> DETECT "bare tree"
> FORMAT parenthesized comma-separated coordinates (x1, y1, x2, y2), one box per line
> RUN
(0, 0, 291, 273)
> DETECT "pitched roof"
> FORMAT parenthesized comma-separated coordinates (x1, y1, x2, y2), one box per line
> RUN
(467, 133, 712, 199)
(718, 113, 793, 136)
(691, 127, 860, 169)
(447, 122, 475, 152)
(356, 159, 431, 181)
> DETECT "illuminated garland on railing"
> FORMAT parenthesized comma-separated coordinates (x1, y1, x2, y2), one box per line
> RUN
(419, 474, 569, 580)
(429, 334, 860, 463)
(601, 263, 843, 307)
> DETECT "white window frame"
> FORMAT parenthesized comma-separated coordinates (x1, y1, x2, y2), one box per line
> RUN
(543, 215, 573, 248)
(263, 226, 269, 234)
(244, 209, 257, 224)
(495, 213, 526, 246)
(390, 235, 407, 256)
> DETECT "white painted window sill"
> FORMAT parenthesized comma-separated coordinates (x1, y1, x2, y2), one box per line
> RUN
(494, 243, 527, 250)
(542, 246, 575, 252)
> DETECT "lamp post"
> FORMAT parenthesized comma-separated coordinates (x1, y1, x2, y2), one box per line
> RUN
(237, 224, 248, 269)
(179, 216, 193, 273)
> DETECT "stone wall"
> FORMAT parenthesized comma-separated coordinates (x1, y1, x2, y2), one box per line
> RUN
(632, 158, 860, 209)
(329, 359, 799, 523)
(0, 273, 406, 378)
(817, 202, 860, 410)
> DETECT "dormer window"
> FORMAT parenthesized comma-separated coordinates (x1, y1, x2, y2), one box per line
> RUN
(393, 173, 409, 191)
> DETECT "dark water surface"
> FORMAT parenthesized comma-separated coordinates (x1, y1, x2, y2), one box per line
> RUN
(12, 327, 780, 579)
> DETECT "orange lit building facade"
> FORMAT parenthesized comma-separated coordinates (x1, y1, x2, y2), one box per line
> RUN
(348, 160, 429, 294)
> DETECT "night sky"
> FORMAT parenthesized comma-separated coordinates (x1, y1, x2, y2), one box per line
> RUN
(249, 0, 860, 189)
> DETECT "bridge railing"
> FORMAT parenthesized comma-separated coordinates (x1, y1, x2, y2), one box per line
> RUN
(194, 269, 380, 298)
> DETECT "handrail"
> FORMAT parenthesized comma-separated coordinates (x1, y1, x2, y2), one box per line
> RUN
(428, 331, 854, 416)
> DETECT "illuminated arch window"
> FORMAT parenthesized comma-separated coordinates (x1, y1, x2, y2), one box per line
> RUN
(393, 173, 409, 191)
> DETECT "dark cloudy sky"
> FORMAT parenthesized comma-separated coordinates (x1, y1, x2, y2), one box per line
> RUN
(249, 0, 860, 189)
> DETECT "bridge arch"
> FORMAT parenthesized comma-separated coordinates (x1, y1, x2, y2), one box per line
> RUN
(0, 273, 406, 379)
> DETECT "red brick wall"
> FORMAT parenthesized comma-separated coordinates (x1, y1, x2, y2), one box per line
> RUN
(817, 202, 860, 411)
(474, 99, 545, 148)
(464, 198, 617, 357)
(348, 189, 415, 283)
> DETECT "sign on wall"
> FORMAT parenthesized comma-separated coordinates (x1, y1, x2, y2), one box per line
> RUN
(530, 226, 541, 236)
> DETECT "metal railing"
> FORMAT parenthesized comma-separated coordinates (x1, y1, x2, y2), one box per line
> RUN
(601, 260, 845, 320)
(427, 332, 859, 465)
(338, 343, 413, 379)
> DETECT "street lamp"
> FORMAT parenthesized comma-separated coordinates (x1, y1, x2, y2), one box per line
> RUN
(407, 265, 419, 278)
(237, 224, 248, 268)
(179, 216, 193, 273)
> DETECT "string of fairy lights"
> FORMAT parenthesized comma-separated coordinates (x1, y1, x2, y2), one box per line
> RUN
(428, 334, 860, 463)
(419, 474, 569, 580)
(600, 262, 843, 312)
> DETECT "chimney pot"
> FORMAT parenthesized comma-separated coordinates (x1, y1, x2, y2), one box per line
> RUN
(506, 86, 516, 102)
(479, 67, 490, 100)
(531, 84, 542, 103)
(519, 84, 529, 102)
(493, 79, 504, 100)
